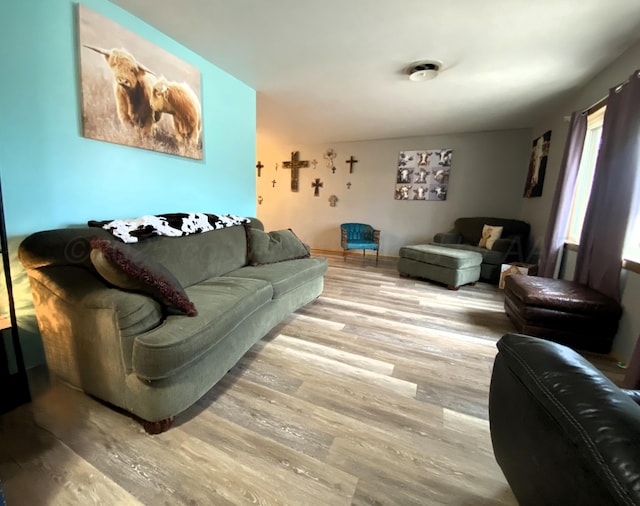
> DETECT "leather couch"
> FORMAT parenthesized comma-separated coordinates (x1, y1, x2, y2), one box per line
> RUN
(432, 217, 530, 283)
(489, 333, 640, 506)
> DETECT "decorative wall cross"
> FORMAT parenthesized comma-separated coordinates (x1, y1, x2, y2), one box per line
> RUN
(272, 179, 277, 187)
(324, 148, 337, 170)
(311, 178, 323, 197)
(282, 151, 309, 192)
(256, 161, 264, 177)
(346, 155, 358, 173)
(347, 182, 352, 189)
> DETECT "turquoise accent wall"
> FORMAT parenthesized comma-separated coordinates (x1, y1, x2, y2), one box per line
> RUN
(0, 0, 256, 368)
(0, 0, 256, 237)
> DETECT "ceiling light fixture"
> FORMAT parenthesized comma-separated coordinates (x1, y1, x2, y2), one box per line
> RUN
(408, 61, 441, 82)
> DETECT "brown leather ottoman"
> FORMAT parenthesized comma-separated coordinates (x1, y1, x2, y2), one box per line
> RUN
(503, 275, 622, 353)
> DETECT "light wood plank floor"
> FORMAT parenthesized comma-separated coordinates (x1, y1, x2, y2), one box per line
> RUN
(0, 252, 625, 505)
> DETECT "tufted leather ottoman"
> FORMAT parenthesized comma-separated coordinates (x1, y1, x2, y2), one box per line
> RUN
(398, 244, 482, 290)
(503, 275, 622, 353)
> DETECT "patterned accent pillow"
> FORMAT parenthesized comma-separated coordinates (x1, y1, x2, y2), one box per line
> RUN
(248, 228, 310, 266)
(478, 225, 503, 250)
(89, 238, 197, 316)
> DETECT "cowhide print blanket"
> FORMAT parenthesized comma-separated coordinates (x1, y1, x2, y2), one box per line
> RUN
(89, 213, 250, 243)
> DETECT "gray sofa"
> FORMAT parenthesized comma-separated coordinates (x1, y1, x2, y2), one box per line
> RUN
(18, 218, 327, 433)
(432, 217, 531, 283)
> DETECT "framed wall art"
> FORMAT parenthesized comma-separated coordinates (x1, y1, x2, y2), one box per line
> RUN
(523, 130, 551, 198)
(394, 149, 452, 201)
(78, 4, 203, 160)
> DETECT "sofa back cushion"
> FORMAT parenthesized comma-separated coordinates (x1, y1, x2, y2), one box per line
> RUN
(19, 222, 255, 289)
(133, 224, 249, 287)
(455, 217, 530, 249)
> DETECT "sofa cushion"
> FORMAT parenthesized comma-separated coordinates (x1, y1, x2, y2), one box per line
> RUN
(399, 244, 482, 269)
(90, 238, 197, 316)
(225, 257, 328, 298)
(248, 228, 310, 265)
(132, 277, 273, 380)
(426, 243, 505, 266)
(131, 225, 250, 288)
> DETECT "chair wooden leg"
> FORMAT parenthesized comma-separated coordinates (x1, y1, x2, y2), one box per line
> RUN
(376, 249, 379, 265)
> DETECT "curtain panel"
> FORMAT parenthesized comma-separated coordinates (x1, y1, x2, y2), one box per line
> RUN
(574, 69, 640, 302)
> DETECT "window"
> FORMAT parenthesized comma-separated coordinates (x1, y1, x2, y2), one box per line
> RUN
(566, 104, 640, 264)
(566, 106, 605, 244)
(624, 214, 640, 263)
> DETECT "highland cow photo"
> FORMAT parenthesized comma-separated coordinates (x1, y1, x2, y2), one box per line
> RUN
(78, 4, 203, 160)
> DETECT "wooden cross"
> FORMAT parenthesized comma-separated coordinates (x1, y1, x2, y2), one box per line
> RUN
(331, 166, 336, 174)
(271, 179, 277, 188)
(346, 182, 352, 190)
(282, 151, 309, 192)
(346, 155, 358, 173)
(311, 178, 323, 197)
(256, 161, 264, 177)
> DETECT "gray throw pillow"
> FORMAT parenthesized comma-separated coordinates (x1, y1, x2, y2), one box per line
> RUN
(248, 228, 310, 265)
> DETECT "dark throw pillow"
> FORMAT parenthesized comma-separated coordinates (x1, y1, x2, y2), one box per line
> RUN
(248, 228, 310, 266)
(89, 237, 197, 316)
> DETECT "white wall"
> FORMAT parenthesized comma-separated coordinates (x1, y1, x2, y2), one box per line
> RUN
(257, 129, 531, 256)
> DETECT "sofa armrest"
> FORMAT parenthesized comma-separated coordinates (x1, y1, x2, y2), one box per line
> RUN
(490, 333, 640, 506)
(433, 232, 461, 244)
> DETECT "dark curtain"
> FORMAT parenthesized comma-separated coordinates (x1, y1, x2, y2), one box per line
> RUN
(624, 335, 640, 389)
(538, 111, 587, 278)
(574, 70, 640, 302)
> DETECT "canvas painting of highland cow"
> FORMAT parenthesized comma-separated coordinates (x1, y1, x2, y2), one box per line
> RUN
(78, 5, 203, 160)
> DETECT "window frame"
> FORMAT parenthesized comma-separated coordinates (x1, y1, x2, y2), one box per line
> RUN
(565, 106, 605, 245)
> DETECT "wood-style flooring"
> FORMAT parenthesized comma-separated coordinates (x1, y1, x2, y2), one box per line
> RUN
(0, 252, 625, 505)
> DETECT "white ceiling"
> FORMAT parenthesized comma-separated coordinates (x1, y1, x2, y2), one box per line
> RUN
(112, 0, 640, 144)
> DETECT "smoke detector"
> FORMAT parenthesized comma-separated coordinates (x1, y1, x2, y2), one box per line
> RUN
(408, 61, 441, 82)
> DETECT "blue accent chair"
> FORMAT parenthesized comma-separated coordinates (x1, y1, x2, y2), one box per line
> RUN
(340, 223, 380, 263)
